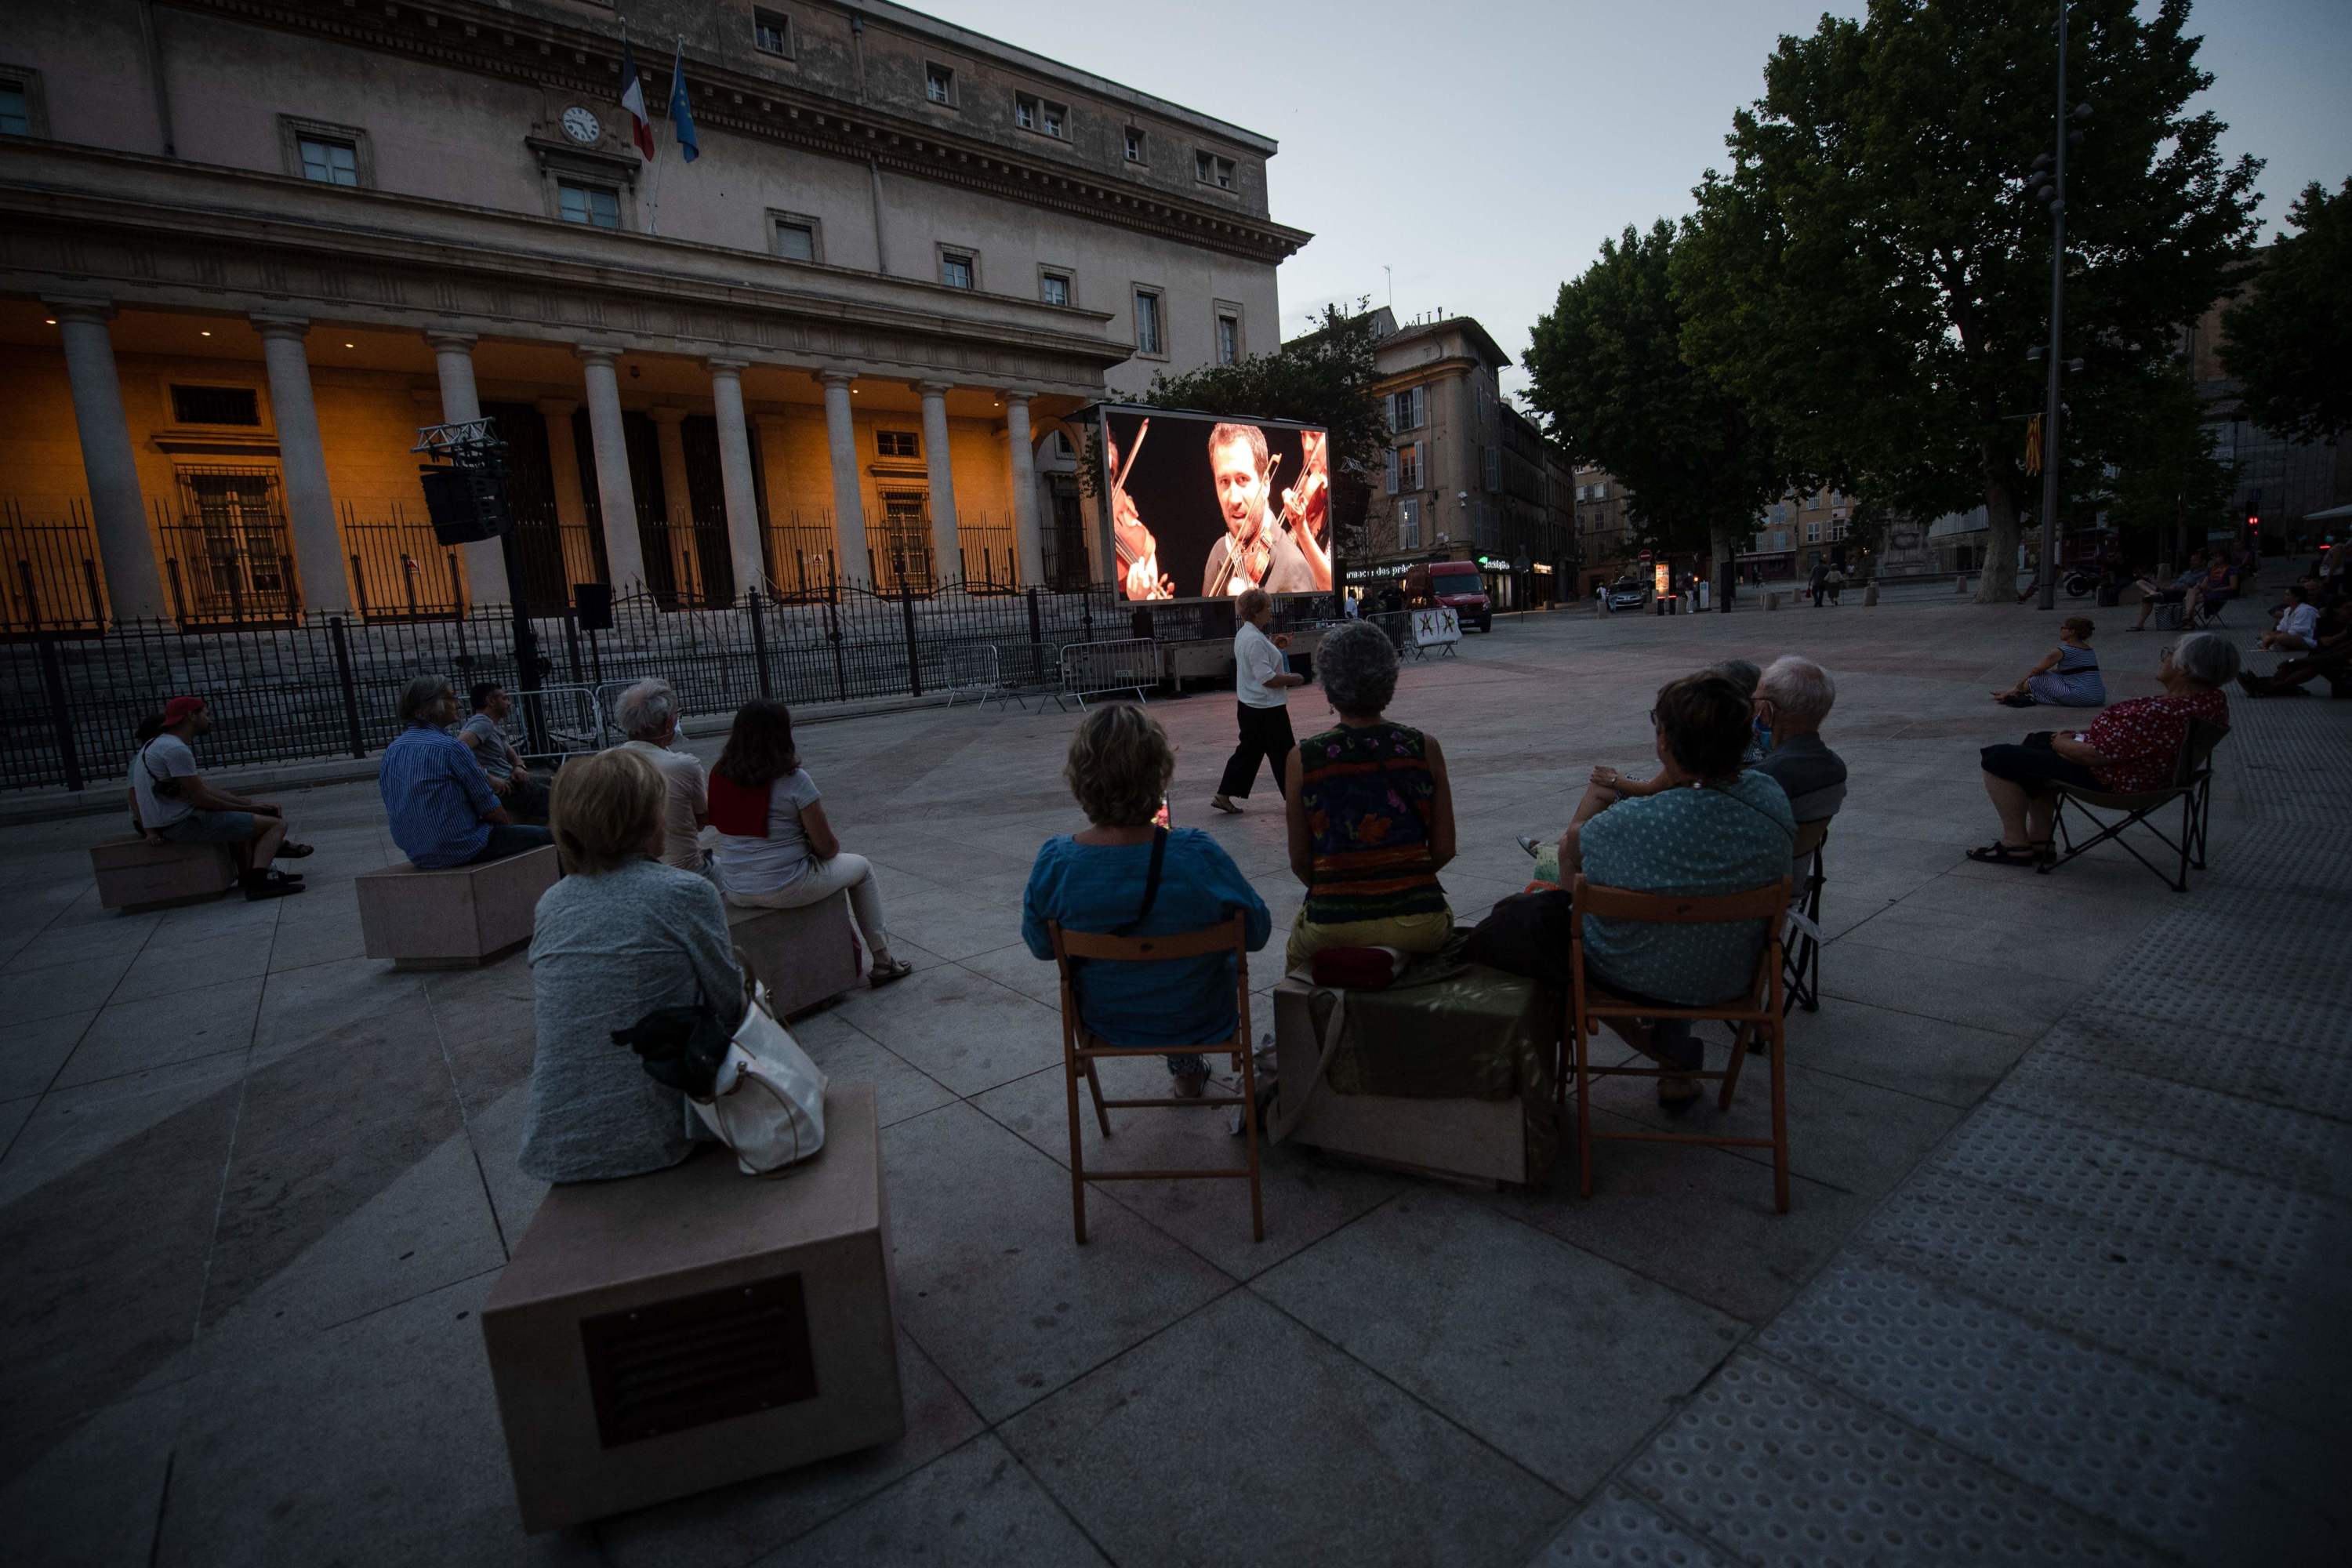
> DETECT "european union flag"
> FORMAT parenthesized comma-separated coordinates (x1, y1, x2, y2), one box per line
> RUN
(668, 42, 699, 162)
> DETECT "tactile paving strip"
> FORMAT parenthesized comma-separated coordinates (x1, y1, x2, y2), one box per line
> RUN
(2219, 710, 2352, 822)
(1856, 1176, 2307, 1411)
(1991, 1049, 2352, 1192)
(2079, 918, 2352, 1010)
(1925, 1106, 2341, 1286)
(1621, 1353, 2157, 1567)
(1757, 1257, 2243, 1558)
(1534, 1488, 1735, 1567)
(2060, 980, 2352, 1056)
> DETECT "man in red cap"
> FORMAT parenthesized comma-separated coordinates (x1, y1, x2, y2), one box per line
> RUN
(129, 695, 310, 901)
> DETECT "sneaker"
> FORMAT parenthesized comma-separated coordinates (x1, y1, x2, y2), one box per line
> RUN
(1516, 834, 1542, 858)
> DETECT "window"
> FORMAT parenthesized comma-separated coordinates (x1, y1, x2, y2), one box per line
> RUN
(939, 250, 975, 289)
(1217, 314, 1240, 366)
(1123, 127, 1146, 163)
(1040, 270, 1072, 307)
(1398, 498, 1421, 550)
(877, 430, 920, 459)
(1389, 441, 1424, 492)
(1483, 445, 1501, 492)
(1194, 152, 1236, 189)
(1388, 386, 1426, 432)
(1132, 289, 1163, 356)
(1775, 530, 1790, 550)
(0, 65, 45, 138)
(170, 385, 262, 426)
(925, 63, 954, 104)
(753, 9, 792, 56)
(298, 135, 359, 186)
(1805, 520, 1823, 543)
(1014, 92, 1067, 138)
(773, 216, 817, 262)
(558, 180, 622, 228)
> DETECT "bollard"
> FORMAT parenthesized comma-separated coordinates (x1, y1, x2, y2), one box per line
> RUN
(1956, 574, 1969, 595)
(1864, 583, 1879, 607)
(1765, 592, 1781, 612)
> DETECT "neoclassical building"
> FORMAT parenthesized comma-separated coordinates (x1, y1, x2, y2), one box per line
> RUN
(0, 0, 1307, 627)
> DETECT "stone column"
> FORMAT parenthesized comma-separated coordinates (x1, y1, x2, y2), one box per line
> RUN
(649, 406, 697, 603)
(1003, 392, 1041, 588)
(424, 330, 510, 606)
(536, 398, 591, 589)
(706, 359, 766, 603)
(47, 298, 166, 622)
(577, 347, 647, 594)
(251, 314, 348, 615)
(914, 381, 961, 583)
(817, 371, 868, 586)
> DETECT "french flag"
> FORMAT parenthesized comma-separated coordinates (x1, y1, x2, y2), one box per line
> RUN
(617, 36, 655, 161)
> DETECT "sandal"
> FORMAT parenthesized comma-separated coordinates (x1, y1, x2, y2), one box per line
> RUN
(1965, 841, 2041, 867)
(274, 842, 315, 859)
(867, 957, 913, 987)
(1208, 795, 1242, 815)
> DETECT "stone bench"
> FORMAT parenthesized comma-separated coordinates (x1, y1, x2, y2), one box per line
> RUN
(354, 844, 559, 968)
(90, 835, 240, 913)
(726, 892, 864, 1018)
(481, 1083, 902, 1534)
(1273, 973, 1555, 1189)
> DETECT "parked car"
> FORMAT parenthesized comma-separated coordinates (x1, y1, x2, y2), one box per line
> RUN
(1606, 578, 1649, 612)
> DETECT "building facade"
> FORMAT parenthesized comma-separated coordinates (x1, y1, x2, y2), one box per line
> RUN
(1347, 308, 1571, 606)
(1741, 486, 1853, 582)
(2184, 278, 2350, 558)
(1572, 466, 1635, 597)
(0, 0, 1308, 629)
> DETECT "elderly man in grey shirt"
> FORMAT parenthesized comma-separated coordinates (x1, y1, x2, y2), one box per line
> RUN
(612, 678, 713, 876)
(1752, 655, 1848, 823)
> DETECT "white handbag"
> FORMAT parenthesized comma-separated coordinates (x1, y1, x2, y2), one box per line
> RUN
(690, 982, 829, 1175)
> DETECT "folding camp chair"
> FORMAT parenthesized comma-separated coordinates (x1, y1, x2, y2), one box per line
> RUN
(1563, 875, 1795, 1213)
(1047, 914, 1264, 1243)
(2040, 717, 2224, 892)
(1783, 820, 1831, 1016)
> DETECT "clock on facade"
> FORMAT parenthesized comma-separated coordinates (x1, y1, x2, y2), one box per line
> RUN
(561, 107, 602, 144)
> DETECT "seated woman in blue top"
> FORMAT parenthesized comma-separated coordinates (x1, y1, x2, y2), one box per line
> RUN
(1555, 671, 1797, 1109)
(1023, 704, 1272, 1100)
(378, 675, 554, 869)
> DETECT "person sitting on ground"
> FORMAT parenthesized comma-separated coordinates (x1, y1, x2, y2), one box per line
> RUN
(1023, 705, 1271, 1099)
(1283, 619, 1456, 971)
(612, 678, 710, 875)
(2238, 591, 2352, 696)
(127, 695, 310, 901)
(707, 698, 911, 986)
(1555, 673, 1798, 1108)
(379, 675, 554, 869)
(2131, 554, 2205, 630)
(458, 682, 550, 822)
(1992, 616, 2106, 708)
(2259, 583, 2321, 655)
(1971, 630, 2238, 866)
(1749, 655, 1849, 823)
(519, 746, 743, 1182)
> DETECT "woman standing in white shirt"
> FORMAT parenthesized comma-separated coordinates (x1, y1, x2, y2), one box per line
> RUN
(1210, 588, 1307, 815)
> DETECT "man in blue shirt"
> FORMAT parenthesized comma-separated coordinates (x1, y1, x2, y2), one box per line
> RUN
(380, 676, 554, 869)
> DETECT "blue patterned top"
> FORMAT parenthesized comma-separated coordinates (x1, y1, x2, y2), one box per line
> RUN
(1579, 773, 1796, 1005)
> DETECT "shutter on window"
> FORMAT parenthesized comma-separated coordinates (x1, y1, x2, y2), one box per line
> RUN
(1413, 387, 1427, 429)
(1385, 448, 1399, 495)
(1414, 441, 1425, 490)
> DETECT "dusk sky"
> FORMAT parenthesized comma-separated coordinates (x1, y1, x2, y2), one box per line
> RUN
(930, 0, 2352, 401)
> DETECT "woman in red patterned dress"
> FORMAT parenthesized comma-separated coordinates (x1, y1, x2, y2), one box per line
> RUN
(1969, 631, 2238, 867)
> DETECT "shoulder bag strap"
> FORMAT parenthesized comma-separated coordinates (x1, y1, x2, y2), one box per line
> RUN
(1109, 826, 1169, 938)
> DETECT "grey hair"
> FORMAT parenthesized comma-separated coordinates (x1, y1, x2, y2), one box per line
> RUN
(1236, 586, 1272, 622)
(2169, 631, 2240, 688)
(1318, 619, 1399, 717)
(1759, 655, 1836, 727)
(397, 673, 454, 724)
(614, 678, 678, 741)
(1708, 658, 1762, 698)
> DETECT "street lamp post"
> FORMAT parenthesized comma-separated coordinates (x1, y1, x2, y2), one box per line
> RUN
(2032, 7, 2091, 612)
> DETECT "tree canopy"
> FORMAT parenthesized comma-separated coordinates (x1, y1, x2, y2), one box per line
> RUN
(2220, 178, 2352, 445)
(1139, 301, 1388, 481)
(1675, 0, 2261, 600)
(1523, 219, 1790, 568)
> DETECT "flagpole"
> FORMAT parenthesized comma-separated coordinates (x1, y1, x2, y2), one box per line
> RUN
(646, 143, 664, 237)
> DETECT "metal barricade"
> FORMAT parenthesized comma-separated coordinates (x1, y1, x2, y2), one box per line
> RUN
(984, 642, 1068, 712)
(940, 641, 1000, 709)
(508, 684, 601, 768)
(1058, 637, 1159, 709)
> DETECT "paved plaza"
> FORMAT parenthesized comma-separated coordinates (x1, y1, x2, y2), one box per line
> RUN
(2, 593, 2344, 1567)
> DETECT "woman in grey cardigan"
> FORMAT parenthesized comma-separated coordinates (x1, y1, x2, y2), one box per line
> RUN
(519, 746, 744, 1183)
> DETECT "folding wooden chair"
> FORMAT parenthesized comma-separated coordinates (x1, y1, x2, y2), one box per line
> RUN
(2040, 718, 2224, 893)
(1562, 875, 1795, 1212)
(1047, 914, 1264, 1244)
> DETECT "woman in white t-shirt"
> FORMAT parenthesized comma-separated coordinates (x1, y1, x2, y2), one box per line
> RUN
(706, 699, 911, 985)
(2261, 583, 2321, 653)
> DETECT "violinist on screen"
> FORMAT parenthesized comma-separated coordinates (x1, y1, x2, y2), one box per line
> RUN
(1201, 423, 1325, 597)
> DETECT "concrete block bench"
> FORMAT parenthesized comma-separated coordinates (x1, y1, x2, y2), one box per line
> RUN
(354, 845, 559, 968)
(90, 836, 239, 913)
(1272, 973, 1555, 1189)
(481, 1083, 902, 1534)
(726, 892, 863, 1018)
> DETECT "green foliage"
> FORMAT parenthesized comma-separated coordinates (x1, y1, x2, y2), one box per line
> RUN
(1144, 299, 1388, 480)
(2220, 179, 2352, 443)
(1524, 220, 1791, 563)
(2100, 371, 2236, 553)
(1675, 0, 2262, 601)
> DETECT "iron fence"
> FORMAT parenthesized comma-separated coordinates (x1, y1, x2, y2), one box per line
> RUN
(2, 500, 109, 633)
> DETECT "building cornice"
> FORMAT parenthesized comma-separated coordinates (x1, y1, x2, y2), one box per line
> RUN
(160, 0, 1312, 267)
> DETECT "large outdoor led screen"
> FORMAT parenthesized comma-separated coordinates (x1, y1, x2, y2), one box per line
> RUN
(1100, 405, 1334, 601)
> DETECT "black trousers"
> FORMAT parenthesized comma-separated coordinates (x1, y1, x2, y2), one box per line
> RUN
(1218, 702, 1295, 800)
